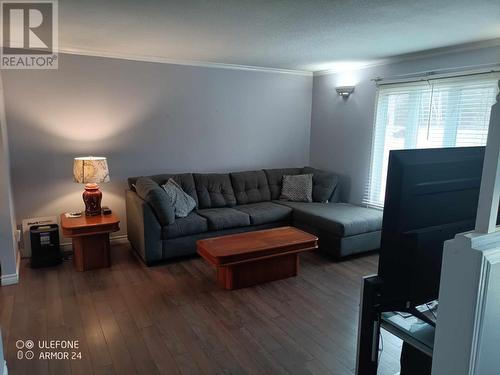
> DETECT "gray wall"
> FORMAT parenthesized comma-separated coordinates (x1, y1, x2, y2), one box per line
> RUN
(3, 53, 313, 242)
(0, 73, 18, 280)
(310, 45, 500, 205)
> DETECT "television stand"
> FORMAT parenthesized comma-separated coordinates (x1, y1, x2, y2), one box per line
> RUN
(409, 307, 436, 327)
(356, 276, 435, 375)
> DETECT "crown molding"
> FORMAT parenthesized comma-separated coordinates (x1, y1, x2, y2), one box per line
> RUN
(27, 37, 500, 78)
(58, 47, 313, 76)
(313, 38, 500, 77)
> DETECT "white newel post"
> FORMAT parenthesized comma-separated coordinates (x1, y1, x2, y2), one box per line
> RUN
(432, 81, 500, 374)
(476, 82, 500, 234)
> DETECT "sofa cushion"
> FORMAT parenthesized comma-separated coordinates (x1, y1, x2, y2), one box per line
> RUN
(263, 168, 302, 200)
(280, 174, 313, 202)
(302, 167, 340, 203)
(135, 177, 175, 226)
(129, 173, 198, 207)
(197, 208, 250, 231)
(276, 202, 382, 237)
(230, 170, 271, 205)
(162, 212, 208, 239)
(193, 173, 237, 209)
(161, 179, 197, 218)
(234, 202, 292, 225)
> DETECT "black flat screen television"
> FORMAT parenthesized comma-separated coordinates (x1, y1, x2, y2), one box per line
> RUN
(377, 146, 499, 318)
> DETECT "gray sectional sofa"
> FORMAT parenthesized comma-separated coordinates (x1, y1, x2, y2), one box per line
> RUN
(126, 167, 383, 265)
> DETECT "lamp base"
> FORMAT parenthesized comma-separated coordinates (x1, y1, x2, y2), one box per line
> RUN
(83, 183, 102, 216)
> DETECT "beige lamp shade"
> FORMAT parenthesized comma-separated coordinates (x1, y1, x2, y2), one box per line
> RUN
(73, 157, 110, 184)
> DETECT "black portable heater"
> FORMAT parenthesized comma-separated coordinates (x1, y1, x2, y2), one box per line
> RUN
(30, 224, 62, 268)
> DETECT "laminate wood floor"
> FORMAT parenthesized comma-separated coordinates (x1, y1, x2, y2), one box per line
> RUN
(0, 243, 402, 375)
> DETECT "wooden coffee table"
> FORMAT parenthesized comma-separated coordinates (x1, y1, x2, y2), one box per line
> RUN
(197, 226, 318, 290)
(60, 213, 120, 272)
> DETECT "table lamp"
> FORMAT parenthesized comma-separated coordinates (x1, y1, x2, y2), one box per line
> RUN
(73, 156, 110, 216)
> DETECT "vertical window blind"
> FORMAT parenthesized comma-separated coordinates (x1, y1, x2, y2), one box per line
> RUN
(364, 74, 500, 208)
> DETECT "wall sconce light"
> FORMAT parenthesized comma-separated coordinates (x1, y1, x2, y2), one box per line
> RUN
(336, 86, 355, 98)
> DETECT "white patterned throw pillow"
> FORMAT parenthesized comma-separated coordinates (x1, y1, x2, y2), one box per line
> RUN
(161, 178, 197, 218)
(280, 174, 313, 202)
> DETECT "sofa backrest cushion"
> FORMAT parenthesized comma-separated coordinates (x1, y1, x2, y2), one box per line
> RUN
(263, 168, 302, 200)
(128, 173, 198, 207)
(135, 177, 175, 226)
(193, 173, 237, 209)
(230, 170, 271, 205)
(302, 166, 340, 203)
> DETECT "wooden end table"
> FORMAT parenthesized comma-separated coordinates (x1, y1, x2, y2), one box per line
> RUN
(60, 213, 120, 272)
(197, 226, 318, 290)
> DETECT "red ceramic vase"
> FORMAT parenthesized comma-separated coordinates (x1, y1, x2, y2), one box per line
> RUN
(83, 183, 102, 216)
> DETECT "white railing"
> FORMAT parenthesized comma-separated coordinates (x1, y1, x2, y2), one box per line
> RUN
(476, 82, 500, 234)
(432, 81, 500, 374)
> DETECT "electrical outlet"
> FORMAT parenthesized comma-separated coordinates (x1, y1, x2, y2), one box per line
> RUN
(14, 229, 21, 242)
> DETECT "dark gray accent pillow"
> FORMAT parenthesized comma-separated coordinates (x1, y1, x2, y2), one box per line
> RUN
(280, 174, 313, 202)
(263, 168, 302, 200)
(302, 167, 340, 203)
(128, 173, 198, 207)
(230, 170, 271, 205)
(161, 179, 197, 218)
(135, 177, 175, 226)
(193, 173, 237, 209)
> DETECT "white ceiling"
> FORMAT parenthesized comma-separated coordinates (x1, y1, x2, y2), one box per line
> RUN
(60, 0, 500, 72)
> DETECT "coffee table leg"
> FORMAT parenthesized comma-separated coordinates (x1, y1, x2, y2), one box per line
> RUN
(217, 266, 232, 289)
(217, 253, 299, 290)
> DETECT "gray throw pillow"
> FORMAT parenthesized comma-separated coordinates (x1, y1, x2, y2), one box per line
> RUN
(161, 178, 196, 218)
(280, 174, 313, 202)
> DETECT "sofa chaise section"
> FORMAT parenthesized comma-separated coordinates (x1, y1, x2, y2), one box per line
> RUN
(275, 201, 382, 257)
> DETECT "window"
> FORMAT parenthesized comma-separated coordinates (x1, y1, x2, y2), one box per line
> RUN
(365, 74, 499, 208)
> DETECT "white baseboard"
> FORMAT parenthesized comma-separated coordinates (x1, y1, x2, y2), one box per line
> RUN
(0, 251, 20, 286)
(3, 360, 7, 375)
(3, 236, 129, 285)
(60, 234, 128, 251)
(110, 235, 129, 245)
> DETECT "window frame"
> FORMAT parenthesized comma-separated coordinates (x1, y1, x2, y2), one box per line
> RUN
(364, 74, 500, 209)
